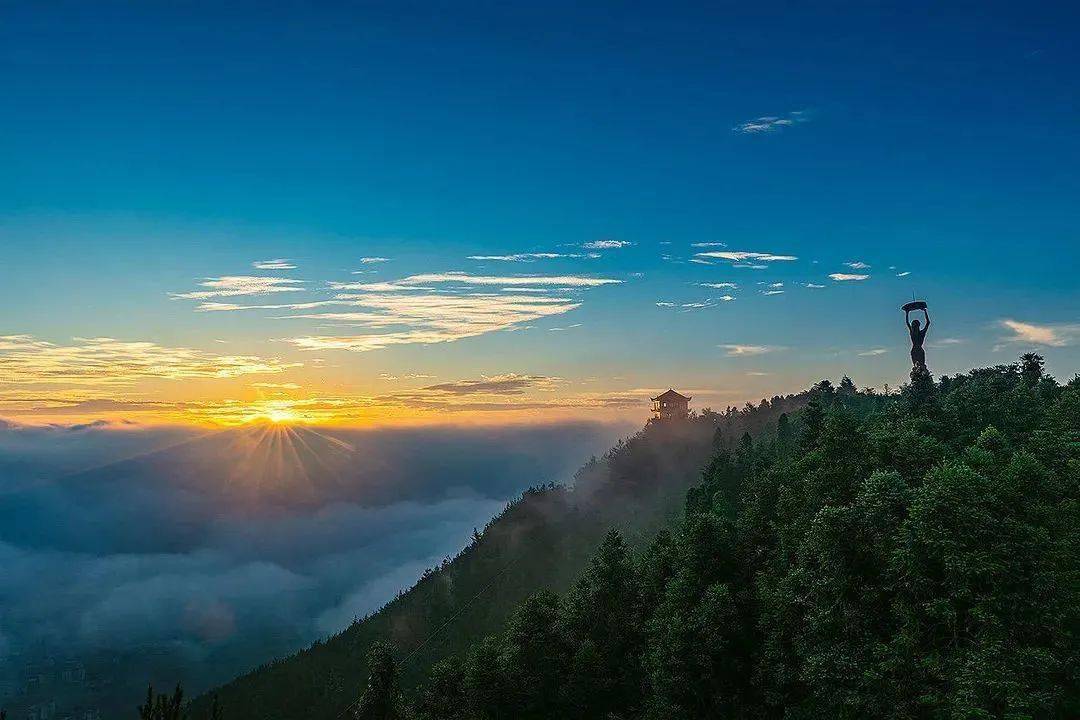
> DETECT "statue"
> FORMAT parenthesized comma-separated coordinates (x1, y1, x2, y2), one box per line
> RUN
(902, 300, 930, 371)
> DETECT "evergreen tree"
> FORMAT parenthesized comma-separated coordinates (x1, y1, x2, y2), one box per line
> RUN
(139, 684, 185, 720)
(561, 529, 644, 719)
(775, 412, 793, 455)
(800, 397, 825, 450)
(462, 637, 507, 720)
(413, 659, 465, 720)
(354, 642, 406, 720)
(1019, 351, 1045, 385)
(500, 591, 566, 719)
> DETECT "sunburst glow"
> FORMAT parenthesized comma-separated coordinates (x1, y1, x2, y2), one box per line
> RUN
(266, 408, 298, 424)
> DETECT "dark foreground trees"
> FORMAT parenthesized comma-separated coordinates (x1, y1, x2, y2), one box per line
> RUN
(366, 355, 1078, 718)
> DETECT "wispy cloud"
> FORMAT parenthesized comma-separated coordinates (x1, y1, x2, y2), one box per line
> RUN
(331, 272, 622, 290)
(378, 372, 435, 381)
(733, 110, 809, 134)
(251, 382, 301, 389)
(845, 261, 871, 270)
(173, 276, 305, 299)
(253, 259, 296, 270)
(997, 319, 1080, 348)
(377, 387, 643, 413)
(359, 257, 390, 264)
(696, 251, 798, 262)
(272, 271, 621, 352)
(858, 348, 888, 356)
(896, 271, 911, 277)
(467, 252, 590, 262)
(419, 374, 561, 396)
(805, 283, 825, 289)
(829, 273, 870, 281)
(699, 282, 738, 289)
(761, 290, 784, 296)
(691, 242, 728, 248)
(718, 344, 782, 357)
(582, 239, 632, 250)
(0, 335, 299, 387)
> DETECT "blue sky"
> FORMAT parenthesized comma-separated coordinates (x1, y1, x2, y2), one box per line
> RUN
(2, 1, 1078, 424)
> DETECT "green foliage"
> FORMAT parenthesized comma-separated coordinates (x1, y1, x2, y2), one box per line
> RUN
(392, 354, 1078, 719)
(354, 642, 407, 720)
(196, 354, 1078, 719)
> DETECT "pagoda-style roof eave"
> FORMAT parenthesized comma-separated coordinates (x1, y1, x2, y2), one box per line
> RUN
(652, 389, 691, 402)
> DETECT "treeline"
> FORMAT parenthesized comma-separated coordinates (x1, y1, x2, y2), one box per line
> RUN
(350, 355, 1078, 719)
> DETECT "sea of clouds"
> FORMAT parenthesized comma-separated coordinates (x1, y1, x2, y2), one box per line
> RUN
(0, 419, 627, 710)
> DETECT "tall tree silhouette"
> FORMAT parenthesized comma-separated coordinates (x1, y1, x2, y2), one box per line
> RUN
(354, 642, 406, 720)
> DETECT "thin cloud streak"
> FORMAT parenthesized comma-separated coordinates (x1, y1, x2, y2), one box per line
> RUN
(253, 259, 296, 270)
(173, 276, 305, 299)
(733, 110, 809, 134)
(696, 251, 798, 262)
(331, 272, 622, 290)
(718, 344, 782, 357)
(467, 253, 592, 262)
(582, 240, 632, 250)
(0, 335, 300, 387)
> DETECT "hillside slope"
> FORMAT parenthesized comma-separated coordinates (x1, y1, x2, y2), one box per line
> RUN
(191, 390, 819, 719)
(379, 356, 1077, 719)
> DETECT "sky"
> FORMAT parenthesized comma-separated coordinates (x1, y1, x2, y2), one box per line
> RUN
(2, 1, 1079, 427)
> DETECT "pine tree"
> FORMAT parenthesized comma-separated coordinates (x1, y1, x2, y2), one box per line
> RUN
(414, 659, 465, 720)
(561, 529, 644, 719)
(354, 642, 406, 720)
(139, 684, 185, 720)
(1019, 352, 1045, 385)
(500, 591, 566, 719)
(209, 694, 223, 720)
(801, 397, 825, 449)
(776, 412, 792, 453)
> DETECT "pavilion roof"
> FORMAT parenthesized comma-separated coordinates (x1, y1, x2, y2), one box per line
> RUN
(652, 389, 691, 402)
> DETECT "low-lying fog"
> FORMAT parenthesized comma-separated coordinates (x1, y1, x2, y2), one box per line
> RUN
(0, 419, 628, 713)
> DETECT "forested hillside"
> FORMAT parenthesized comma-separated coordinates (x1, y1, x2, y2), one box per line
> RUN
(190, 388, 816, 719)
(349, 355, 1078, 719)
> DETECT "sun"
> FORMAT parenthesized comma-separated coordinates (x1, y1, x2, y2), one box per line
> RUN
(265, 409, 299, 424)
